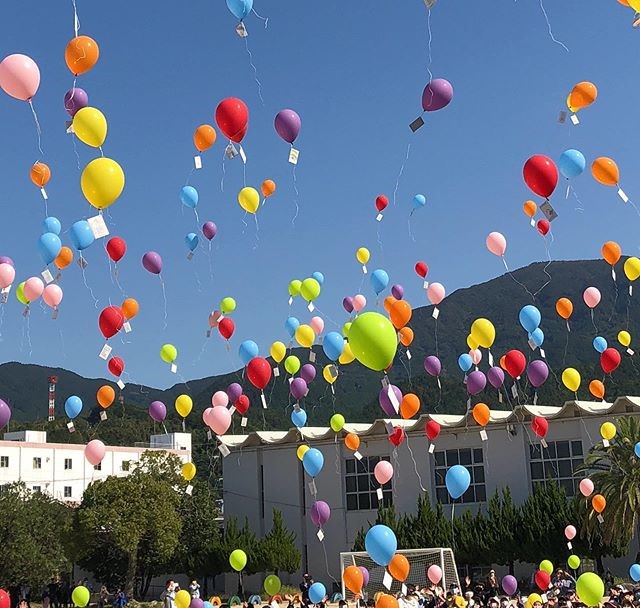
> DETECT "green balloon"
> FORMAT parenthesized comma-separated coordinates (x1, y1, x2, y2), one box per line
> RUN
(72, 586, 90, 608)
(342, 322, 352, 338)
(264, 574, 282, 596)
(300, 278, 321, 302)
(229, 548, 247, 572)
(576, 572, 604, 607)
(284, 355, 301, 375)
(160, 343, 177, 363)
(539, 560, 553, 574)
(221, 297, 237, 314)
(288, 280, 302, 297)
(330, 413, 345, 432)
(16, 281, 28, 305)
(567, 555, 581, 570)
(348, 312, 398, 371)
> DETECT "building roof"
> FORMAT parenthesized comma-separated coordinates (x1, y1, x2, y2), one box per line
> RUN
(218, 396, 640, 449)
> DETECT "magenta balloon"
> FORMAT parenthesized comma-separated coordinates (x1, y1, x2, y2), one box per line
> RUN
(0, 399, 11, 429)
(487, 366, 505, 389)
(343, 296, 354, 314)
(0, 256, 14, 267)
(142, 251, 163, 274)
(64, 87, 88, 117)
(421, 78, 453, 112)
(290, 377, 308, 401)
(300, 364, 317, 384)
(226, 382, 243, 403)
(466, 370, 487, 395)
(202, 221, 218, 240)
(274, 108, 301, 144)
(379, 385, 402, 417)
(148, 400, 167, 422)
(310, 500, 331, 527)
(190, 600, 204, 608)
(391, 284, 404, 300)
(502, 575, 518, 596)
(424, 355, 441, 377)
(358, 566, 370, 588)
(527, 360, 549, 388)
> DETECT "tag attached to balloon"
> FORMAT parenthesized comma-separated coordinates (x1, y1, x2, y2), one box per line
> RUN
(530, 218, 535, 227)
(528, 338, 537, 351)
(384, 421, 395, 435)
(488, 351, 494, 366)
(88, 215, 109, 239)
(612, 267, 616, 281)
(187, 252, 194, 261)
(362, 264, 368, 274)
(618, 188, 629, 203)
(288, 296, 293, 305)
(170, 364, 177, 374)
(236, 22, 248, 37)
(570, 114, 579, 125)
(567, 541, 572, 550)
(540, 348, 546, 359)
(42, 269, 54, 284)
(185, 484, 193, 495)
(229, 406, 236, 415)
(78, 256, 88, 269)
(273, 367, 280, 377)
(99, 344, 112, 360)
(123, 322, 132, 333)
(383, 571, 393, 590)
(603, 439, 609, 448)
(309, 480, 317, 496)
(194, 155, 202, 169)
(40, 187, 48, 200)
(239, 146, 247, 164)
(354, 450, 363, 460)
(218, 443, 231, 457)
(437, 377, 441, 389)
(67, 422, 75, 433)
(406, 350, 412, 360)
(289, 148, 299, 165)
(627, 348, 635, 356)
(409, 117, 425, 132)
(51, 309, 59, 320)
(241, 416, 248, 427)
(376, 487, 384, 501)
(402, 585, 408, 597)
(307, 302, 315, 312)
(206, 329, 211, 338)
(225, 143, 238, 159)
(533, 392, 538, 406)
(376, 213, 383, 222)
(541, 595, 548, 604)
(328, 365, 338, 379)
(207, 430, 212, 440)
(100, 411, 107, 421)
(597, 514, 604, 524)
(558, 111, 567, 124)
(261, 392, 267, 409)
(381, 376, 390, 389)
(117, 379, 125, 390)
(293, 403, 301, 412)
(309, 351, 316, 363)
(423, 0, 436, 7)
(317, 529, 325, 541)
(498, 391, 502, 403)
(428, 443, 435, 454)
(423, 280, 429, 289)
(630, 285, 633, 297)
(511, 384, 518, 399)
(432, 307, 440, 319)
(480, 429, 488, 442)
(539, 201, 558, 221)
(66, 120, 74, 134)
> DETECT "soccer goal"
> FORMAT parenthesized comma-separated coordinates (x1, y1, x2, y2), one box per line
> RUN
(339, 548, 460, 600)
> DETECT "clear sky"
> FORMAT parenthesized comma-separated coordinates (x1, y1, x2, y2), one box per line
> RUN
(0, 1, 638, 389)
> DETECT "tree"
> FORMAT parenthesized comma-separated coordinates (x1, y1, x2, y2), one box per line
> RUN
(486, 488, 522, 574)
(261, 509, 301, 575)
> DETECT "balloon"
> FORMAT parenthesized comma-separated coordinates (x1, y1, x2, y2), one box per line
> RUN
(226, 383, 243, 404)
(631, 564, 640, 583)
(211, 391, 229, 408)
(370, 269, 389, 295)
(592, 336, 608, 354)
(81, 157, 125, 209)
(486, 231, 507, 256)
(457, 353, 472, 373)
(323, 332, 345, 361)
(445, 464, 471, 499)
(181, 462, 196, 481)
(600, 421, 616, 441)
(300, 364, 316, 384)
(106, 237, 126, 262)
(356, 247, 370, 265)
(85, 439, 106, 466)
(215, 98, 249, 143)
(175, 394, 193, 418)
(345, 433, 360, 451)
(467, 371, 487, 396)
(209, 406, 232, 435)
(589, 380, 605, 400)
(330, 413, 345, 432)
(470, 318, 495, 348)
(99, 306, 124, 339)
(559, 149, 586, 179)
(592, 157, 619, 187)
(264, 575, 282, 597)
(261, 180, 276, 198)
(72, 586, 90, 608)
(349, 312, 397, 371)
(285, 316, 300, 337)
(576, 573, 604, 607)
(15, 282, 28, 306)
(487, 366, 505, 388)
(425, 420, 441, 441)
(229, 549, 247, 571)
(568, 81, 597, 112)
(274, 109, 301, 144)
(600, 348, 621, 374)
(379, 385, 402, 417)
(388, 554, 410, 582)
(400, 394, 420, 419)
(339, 343, 355, 365)
(302, 448, 324, 477)
(310, 500, 331, 527)
(55, 247, 73, 270)
(374, 460, 393, 485)
(365, 525, 397, 566)
(247, 357, 272, 390)
(308, 583, 326, 605)
(159, 344, 178, 364)
(295, 324, 315, 348)
(527, 360, 549, 388)
(618, 330, 631, 347)
(412, 194, 426, 210)
(323, 364, 338, 385)
(270, 341, 286, 363)
(185, 233, 199, 252)
(73, 107, 107, 148)
(220, 297, 237, 314)
(353, 294, 367, 312)
(149, 400, 167, 422)
(31, 162, 51, 189)
(600, 242, 622, 268)
(97, 385, 115, 409)
(389, 300, 412, 330)
(284, 355, 301, 375)
(64, 87, 89, 117)
(70, 220, 95, 251)
(423, 356, 441, 377)
(625, 257, 640, 281)
(556, 297, 573, 320)
(290, 378, 308, 401)
(415, 261, 429, 279)
(218, 317, 235, 340)
(562, 368, 581, 392)
(175, 591, 191, 608)
(38, 233, 62, 265)
(502, 575, 517, 596)
(564, 525, 577, 540)
(427, 565, 442, 585)
(535, 571, 550, 591)
(180, 185, 199, 209)
(536, 219, 550, 237)
(519, 305, 541, 333)
(504, 350, 526, 378)
(523, 155, 559, 199)
(288, 280, 302, 297)
(531, 416, 548, 438)
(375, 195, 389, 213)
(65, 395, 83, 419)
(0, 264, 15, 289)
(0, 400, 11, 429)
(142, 251, 163, 274)
(24, 277, 44, 302)
(343, 565, 364, 595)
(0, 54, 40, 101)
(472, 403, 490, 426)
(65, 35, 99, 75)
(310, 316, 324, 335)
(238, 187, 260, 214)
(239, 340, 259, 365)
(579, 478, 594, 497)
(121, 298, 138, 320)
(202, 221, 218, 240)
(427, 282, 445, 306)
(42, 284, 63, 309)
(234, 395, 250, 415)
(539, 560, 553, 575)
(421, 78, 453, 112)
(523, 200, 537, 219)
(300, 278, 321, 302)
(193, 124, 217, 152)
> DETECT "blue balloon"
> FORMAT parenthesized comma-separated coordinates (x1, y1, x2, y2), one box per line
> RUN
(312, 271, 325, 285)
(370, 269, 389, 295)
(70, 220, 95, 251)
(323, 331, 345, 361)
(180, 185, 199, 209)
(519, 305, 541, 333)
(185, 232, 199, 252)
(634, 442, 640, 458)
(291, 407, 307, 428)
(445, 464, 471, 499)
(364, 524, 397, 567)
(64, 395, 83, 419)
(285, 316, 300, 338)
(529, 328, 544, 347)
(630, 564, 640, 583)
(42, 216, 61, 235)
(559, 149, 586, 180)
(593, 336, 608, 353)
(412, 194, 426, 210)
(204, 602, 214, 608)
(226, 0, 253, 20)
(239, 340, 259, 365)
(38, 233, 62, 265)
(308, 583, 326, 605)
(302, 447, 324, 477)
(458, 353, 472, 372)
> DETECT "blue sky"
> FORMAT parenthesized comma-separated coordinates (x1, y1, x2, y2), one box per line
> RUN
(0, 1, 638, 389)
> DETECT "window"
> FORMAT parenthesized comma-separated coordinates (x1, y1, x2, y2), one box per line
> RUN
(0, 456, 8, 468)
(64, 458, 73, 470)
(121, 460, 130, 472)
(33, 457, 42, 469)
(434, 448, 486, 504)
(64, 486, 72, 498)
(345, 455, 392, 511)
(529, 440, 583, 496)
(94, 462, 102, 471)
(32, 486, 41, 493)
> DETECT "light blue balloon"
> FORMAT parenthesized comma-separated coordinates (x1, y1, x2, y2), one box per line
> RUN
(634, 442, 640, 458)
(370, 269, 389, 295)
(529, 328, 545, 347)
(445, 464, 471, 499)
(364, 524, 397, 567)
(42, 216, 61, 235)
(412, 194, 426, 210)
(302, 447, 324, 477)
(185, 232, 199, 252)
(559, 149, 586, 180)
(593, 336, 608, 353)
(64, 395, 83, 419)
(239, 339, 259, 365)
(519, 305, 541, 333)
(630, 564, 640, 582)
(312, 271, 325, 285)
(308, 583, 326, 605)
(323, 331, 345, 361)
(226, 0, 253, 20)
(180, 185, 199, 209)
(38, 233, 62, 265)
(285, 316, 300, 338)
(70, 220, 95, 251)
(291, 407, 307, 428)
(458, 353, 473, 372)
(204, 602, 214, 608)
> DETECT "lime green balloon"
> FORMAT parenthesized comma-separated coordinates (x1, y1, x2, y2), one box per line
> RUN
(288, 280, 302, 297)
(285, 355, 301, 375)
(348, 312, 398, 371)
(16, 281, 28, 305)
(567, 555, 581, 570)
(539, 560, 553, 574)
(72, 586, 90, 608)
(330, 413, 345, 432)
(342, 322, 352, 338)
(576, 572, 604, 607)
(221, 297, 237, 314)
(160, 343, 178, 363)
(300, 278, 321, 302)
(229, 548, 247, 572)
(264, 575, 282, 596)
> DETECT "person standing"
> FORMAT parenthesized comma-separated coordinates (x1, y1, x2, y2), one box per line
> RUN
(161, 581, 176, 608)
(189, 582, 200, 600)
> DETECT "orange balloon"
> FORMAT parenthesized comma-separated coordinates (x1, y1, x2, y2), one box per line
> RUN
(592, 157, 620, 187)
(261, 179, 276, 198)
(592, 494, 606, 513)
(499, 355, 507, 371)
(619, 0, 630, 5)
(589, 379, 605, 400)
(54, 246, 73, 270)
(30, 162, 51, 188)
(121, 298, 139, 320)
(568, 81, 597, 112)
(65, 36, 100, 76)
(193, 124, 217, 152)
(523, 200, 537, 218)
(555, 297, 573, 320)
(377, 595, 399, 608)
(343, 565, 364, 594)
(388, 554, 410, 582)
(400, 393, 420, 419)
(389, 300, 412, 329)
(97, 385, 115, 409)
(602, 241, 622, 266)
(345, 433, 360, 451)
(398, 326, 414, 347)
(472, 403, 490, 427)
(383, 296, 396, 313)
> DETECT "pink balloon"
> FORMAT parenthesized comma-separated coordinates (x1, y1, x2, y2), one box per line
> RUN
(427, 282, 445, 305)
(42, 284, 63, 308)
(579, 478, 594, 497)
(202, 407, 213, 426)
(0, 263, 15, 289)
(427, 565, 442, 584)
(564, 525, 577, 540)
(208, 405, 231, 435)
(84, 439, 106, 466)
(353, 294, 367, 312)
(0, 54, 41, 101)
(23, 276, 44, 302)
(209, 310, 221, 328)
(374, 460, 393, 485)
(583, 287, 601, 309)
(211, 390, 229, 407)
(469, 348, 482, 365)
(486, 231, 507, 257)
(310, 316, 325, 335)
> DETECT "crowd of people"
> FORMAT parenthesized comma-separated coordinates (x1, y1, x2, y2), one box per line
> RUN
(3, 578, 127, 608)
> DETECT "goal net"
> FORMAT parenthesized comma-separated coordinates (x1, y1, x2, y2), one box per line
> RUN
(339, 548, 459, 600)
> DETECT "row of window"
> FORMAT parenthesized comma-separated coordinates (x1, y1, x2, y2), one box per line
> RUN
(0, 456, 131, 471)
(31, 485, 72, 498)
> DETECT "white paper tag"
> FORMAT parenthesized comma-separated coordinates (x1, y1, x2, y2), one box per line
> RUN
(540, 348, 546, 359)
(384, 421, 395, 435)
(409, 116, 425, 132)
(185, 484, 193, 495)
(225, 143, 238, 159)
(498, 391, 503, 403)
(376, 213, 383, 222)
(40, 187, 48, 200)
(241, 416, 248, 427)
(628, 348, 635, 356)
(612, 267, 617, 281)
(354, 450, 363, 460)
(423, 280, 429, 289)
(52, 308, 59, 320)
(376, 487, 384, 500)
(273, 366, 280, 377)
(567, 541, 572, 549)
(307, 302, 315, 312)
(630, 285, 634, 296)
(293, 403, 301, 412)
(1, 285, 10, 295)
(308, 480, 317, 496)
(235, 22, 248, 37)
(488, 351, 494, 366)
(618, 188, 629, 203)
(97, 411, 107, 422)
(316, 528, 325, 541)
(387, 385, 400, 412)
(207, 430, 212, 440)
(328, 364, 338, 378)
(541, 438, 548, 448)
(78, 256, 88, 269)
(424, 0, 436, 8)
(402, 585, 408, 597)
(528, 338, 537, 351)
(88, 214, 109, 239)
(66, 120, 74, 133)
(381, 376, 390, 389)
(558, 110, 567, 124)
(539, 201, 558, 221)
(194, 155, 202, 169)
(261, 392, 267, 409)
(542, 595, 548, 603)
(432, 307, 440, 319)
(383, 571, 393, 590)
(123, 321, 132, 333)
(218, 443, 231, 457)
(206, 329, 211, 338)
(117, 379, 125, 389)
(362, 264, 367, 274)
(406, 349, 412, 360)
(67, 421, 75, 432)
(288, 296, 293, 305)
(480, 429, 488, 441)
(170, 363, 177, 374)
(597, 514, 604, 524)
(288, 377, 294, 384)
(309, 350, 316, 362)
(42, 268, 54, 284)
(603, 439, 609, 447)
(570, 114, 579, 125)
(511, 384, 518, 399)
(99, 344, 112, 360)
(187, 252, 194, 261)
(530, 218, 536, 227)
(239, 145, 247, 164)
(289, 147, 299, 165)
(428, 443, 435, 454)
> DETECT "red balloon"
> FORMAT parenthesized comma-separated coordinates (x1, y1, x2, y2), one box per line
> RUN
(389, 425, 405, 447)
(235, 394, 250, 415)
(504, 349, 526, 379)
(531, 416, 548, 438)
(106, 236, 127, 263)
(247, 356, 272, 390)
(108, 356, 124, 377)
(425, 419, 440, 440)
(523, 155, 559, 199)
(534, 570, 550, 591)
(415, 261, 429, 278)
(215, 97, 249, 143)
(218, 317, 235, 340)
(0, 590, 10, 608)
(99, 306, 124, 339)
(601, 347, 621, 374)
(536, 219, 550, 236)
(375, 195, 389, 212)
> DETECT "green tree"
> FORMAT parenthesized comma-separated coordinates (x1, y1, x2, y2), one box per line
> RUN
(261, 510, 301, 575)
(486, 488, 521, 574)
(223, 516, 264, 574)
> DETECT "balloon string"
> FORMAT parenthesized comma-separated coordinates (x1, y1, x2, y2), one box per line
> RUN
(591, 308, 598, 335)
(392, 142, 411, 207)
(207, 240, 215, 284)
(376, 222, 384, 256)
(538, 0, 570, 53)
(0, 304, 4, 339)
(192, 260, 203, 294)
(533, 238, 552, 297)
(185, 167, 195, 186)
(26, 313, 33, 358)
(434, 316, 439, 358)
(426, 7, 434, 82)
(319, 532, 339, 585)
(80, 261, 100, 309)
(220, 151, 226, 193)
(160, 277, 168, 331)
(608, 270, 619, 323)
(405, 434, 427, 492)
(244, 36, 265, 107)
(242, 155, 247, 187)
(334, 435, 340, 476)
(407, 216, 416, 243)
(28, 100, 44, 160)
(251, 7, 269, 27)
(503, 256, 536, 302)
(291, 163, 300, 228)
(71, 133, 82, 171)
(562, 327, 570, 368)
(58, 326, 68, 362)
(253, 214, 260, 251)
(71, 0, 80, 36)
(241, 211, 248, 235)
(572, 188, 585, 213)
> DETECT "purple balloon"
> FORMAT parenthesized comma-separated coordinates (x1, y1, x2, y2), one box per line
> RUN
(343, 297, 354, 314)
(379, 385, 402, 417)
(421, 78, 453, 112)
(0, 399, 11, 429)
(0, 256, 14, 267)
(227, 382, 243, 403)
(290, 377, 308, 401)
(64, 87, 89, 117)
(487, 366, 505, 389)
(190, 600, 204, 608)
(142, 251, 163, 275)
(274, 109, 301, 144)
(391, 284, 404, 300)
(358, 566, 370, 588)
(527, 360, 549, 388)
(502, 575, 518, 596)
(300, 364, 316, 384)
(202, 221, 218, 241)
(148, 400, 167, 422)
(466, 370, 487, 396)
(310, 500, 331, 527)
(424, 355, 441, 377)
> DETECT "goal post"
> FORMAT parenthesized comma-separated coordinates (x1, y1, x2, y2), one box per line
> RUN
(339, 548, 460, 600)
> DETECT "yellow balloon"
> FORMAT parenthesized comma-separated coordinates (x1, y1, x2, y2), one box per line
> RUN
(339, 343, 355, 365)
(181, 462, 196, 481)
(466, 334, 479, 350)
(562, 368, 581, 393)
(618, 330, 631, 347)
(297, 444, 310, 461)
(631, 0, 640, 11)
(238, 187, 260, 214)
(470, 318, 495, 348)
(295, 324, 315, 348)
(625, 257, 640, 281)
(81, 157, 125, 209)
(323, 364, 338, 384)
(342, 322, 352, 338)
(528, 595, 542, 607)
(270, 341, 286, 363)
(175, 590, 191, 608)
(175, 394, 193, 418)
(73, 107, 107, 148)
(600, 421, 616, 441)
(356, 247, 370, 265)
